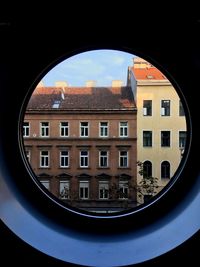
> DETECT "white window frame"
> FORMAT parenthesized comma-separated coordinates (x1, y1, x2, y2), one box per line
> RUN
(119, 122, 128, 137)
(99, 181, 109, 199)
(26, 150, 31, 163)
(23, 122, 30, 137)
(41, 180, 50, 190)
(119, 151, 128, 168)
(119, 180, 129, 199)
(80, 151, 89, 168)
(40, 122, 49, 137)
(79, 181, 89, 199)
(99, 122, 109, 137)
(60, 180, 70, 199)
(60, 122, 69, 137)
(60, 151, 69, 168)
(99, 151, 109, 168)
(80, 122, 89, 137)
(40, 150, 49, 168)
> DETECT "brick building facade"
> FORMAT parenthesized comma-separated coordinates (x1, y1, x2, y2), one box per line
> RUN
(23, 84, 137, 213)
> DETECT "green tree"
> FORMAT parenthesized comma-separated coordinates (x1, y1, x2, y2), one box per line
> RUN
(136, 161, 159, 204)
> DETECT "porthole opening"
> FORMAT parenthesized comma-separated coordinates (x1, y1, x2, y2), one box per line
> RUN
(20, 49, 188, 216)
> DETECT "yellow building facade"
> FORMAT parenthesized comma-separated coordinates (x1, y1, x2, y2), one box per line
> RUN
(128, 58, 187, 203)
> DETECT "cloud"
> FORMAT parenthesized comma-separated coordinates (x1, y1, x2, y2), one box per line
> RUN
(61, 58, 105, 76)
(111, 55, 125, 66)
(105, 75, 114, 81)
(43, 50, 134, 86)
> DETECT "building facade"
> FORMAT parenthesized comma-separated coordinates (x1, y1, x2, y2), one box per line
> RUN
(127, 57, 187, 202)
(23, 83, 137, 213)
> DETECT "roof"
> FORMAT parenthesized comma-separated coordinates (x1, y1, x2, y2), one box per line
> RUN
(131, 66, 167, 80)
(27, 86, 136, 111)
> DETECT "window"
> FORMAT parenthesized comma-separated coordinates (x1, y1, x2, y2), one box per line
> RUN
(40, 122, 49, 137)
(161, 131, 170, 147)
(60, 180, 70, 199)
(25, 150, 31, 163)
(99, 122, 108, 137)
(146, 75, 154, 79)
(40, 150, 49, 167)
(143, 131, 152, 147)
(60, 151, 69, 168)
(161, 100, 170, 116)
(99, 151, 108, 167)
(80, 151, 89, 168)
(143, 100, 152, 116)
(41, 180, 50, 190)
(161, 161, 170, 179)
(52, 100, 61, 108)
(119, 181, 129, 199)
(119, 122, 128, 137)
(99, 181, 109, 199)
(79, 181, 89, 199)
(119, 151, 128, 168)
(60, 122, 69, 137)
(23, 122, 30, 137)
(179, 131, 187, 148)
(179, 100, 185, 116)
(143, 161, 152, 178)
(80, 122, 89, 137)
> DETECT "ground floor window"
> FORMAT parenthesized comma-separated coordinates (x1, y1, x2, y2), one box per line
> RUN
(60, 180, 70, 199)
(40, 180, 50, 190)
(119, 180, 129, 199)
(79, 181, 89, 199)
(99, 181, 109, 199)
(161, 161, 170, 179)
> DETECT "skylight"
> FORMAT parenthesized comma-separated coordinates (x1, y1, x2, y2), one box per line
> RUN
(52, 100, 61, 108)
(147, 75, 154, 79)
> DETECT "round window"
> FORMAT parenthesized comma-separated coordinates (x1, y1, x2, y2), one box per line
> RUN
(20, 49, 188, 216)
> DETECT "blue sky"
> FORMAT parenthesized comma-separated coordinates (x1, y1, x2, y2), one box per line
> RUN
(42, 49, 135, 87)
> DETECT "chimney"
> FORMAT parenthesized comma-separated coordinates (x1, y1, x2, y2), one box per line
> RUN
(111, 80, 123, 87)
(55, 81, 68, 87)
(36, 80, 45, 87)
(133, 57, 150, 69)
(86, 80, 96, 87)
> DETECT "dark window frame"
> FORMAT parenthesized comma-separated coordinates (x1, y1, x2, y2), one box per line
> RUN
(143, 131, 152, 147)
(161, 131, 170, 147)
(143, 100, 152, 116)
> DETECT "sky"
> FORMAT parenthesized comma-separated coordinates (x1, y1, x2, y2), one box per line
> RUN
(42, 49, 135, 87)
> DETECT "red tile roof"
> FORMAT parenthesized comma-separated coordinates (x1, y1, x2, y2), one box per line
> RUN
(27, 86, 136, 111)
(131, 66, 167, 80)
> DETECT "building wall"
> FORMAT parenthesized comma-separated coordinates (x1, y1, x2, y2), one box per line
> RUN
(136, 82, 187, 194)
(24, 111, 137, 211)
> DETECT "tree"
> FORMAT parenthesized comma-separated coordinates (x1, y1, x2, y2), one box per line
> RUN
(136, 161, 159, 204)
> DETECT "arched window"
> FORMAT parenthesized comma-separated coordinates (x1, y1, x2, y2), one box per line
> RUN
(161, 161, 170, 179)
(143, 161, 152, 178)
